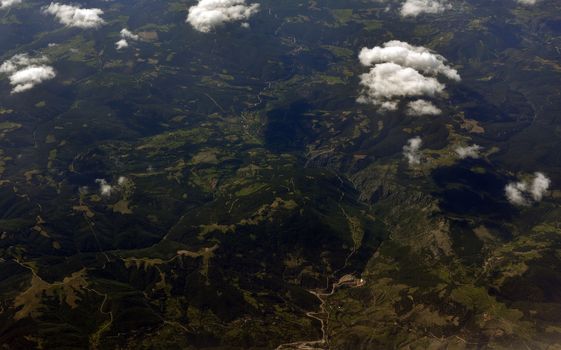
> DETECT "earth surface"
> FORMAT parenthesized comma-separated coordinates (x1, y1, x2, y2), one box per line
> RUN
(1, 0, 561, 349)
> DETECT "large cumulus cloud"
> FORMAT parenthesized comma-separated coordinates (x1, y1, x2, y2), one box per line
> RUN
(0, 54, 56, 93)
(358, 41, 459, 112)
(43, 2, 105, 29)
(187, 0, 260, 33)
(358, 63, 444, 109)
(359, 41, 460, 81)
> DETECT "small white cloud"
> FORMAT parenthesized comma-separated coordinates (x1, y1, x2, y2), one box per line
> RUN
(95, 176, 131, 196)
(115, 28, 139, 50)
(505, 182, 529, 206)
(516, 0, 537, 5)
(187, 0, 260, 33)
(530, 172, 550, 201)
(117, 176, 128, 186)
(43, 2, 105, 29)
(95, 179, 113, 196)
(379, 100, 399, 111)
(455, 144, 482, 159)
(403, 136, 423, 165)
(400, 0, 452, 17)
(406, 99, 441, 116)
(0, 0, 22, 9)
(0, 54, 56, 94)
(505, 172, 551, 206)
(115, 39, 128, 50)
(120, 28, 139, 41)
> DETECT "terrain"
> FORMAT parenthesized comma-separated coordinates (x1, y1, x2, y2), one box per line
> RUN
(1, 0, 561, 349)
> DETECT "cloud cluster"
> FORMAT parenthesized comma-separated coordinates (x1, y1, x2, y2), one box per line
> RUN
(505, 172, 551, 206)
(115, 28, 139, 50)
(400, 0, 451, 17)
(0, 54, 56, 93)
(455, 144, 482, 159)
(43, 2, 105, 29)
(403, 136, 423, 165)
(358, 41, 459, 112)
(0, 0, 22, 9)
(187, 0, 260, 33)
(359, 41, 460, 80)
(95, 177, 130, 197)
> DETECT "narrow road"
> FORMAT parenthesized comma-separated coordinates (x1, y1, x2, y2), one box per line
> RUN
(275, 275, 365, 350)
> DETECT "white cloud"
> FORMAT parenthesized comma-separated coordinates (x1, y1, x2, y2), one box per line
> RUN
(117, 176, 128, 186)
(9, 66, 56, 93)
(505, 172, 551, 206)
(530, 172, 550, 201)
(505, 182, 529, 206)
(0, 54, 46, 73)
(359, 41, 460, 81)
(379, 100, 399, 111)
(95, 177, 131, 196)
(406, 99, 441, 116)
(115, 39, 128, 50)
(516, 0, 537, 5)
(403, 136, 423, 165)
(43, 2, 105, 29)
(358, 62, 445, 108)
(358, 41, 459, 112)
(187, 0, 260, 33)
(120, 28, 139, 41)
(400, 0, 451, 17)
(0, 54, 56, 94)
(0, 0, 22, 9)
(95, 179, 113, 196)
(115, 28, 139, 50)
(455, 144, 482, 159)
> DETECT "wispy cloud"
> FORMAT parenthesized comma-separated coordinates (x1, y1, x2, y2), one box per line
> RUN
(403, 137, 423, 165)
(0, 0, 22, 9)
(406, 99, 442, 116)
(95, 177, 130, 197)
(455, 144, 482, 159)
